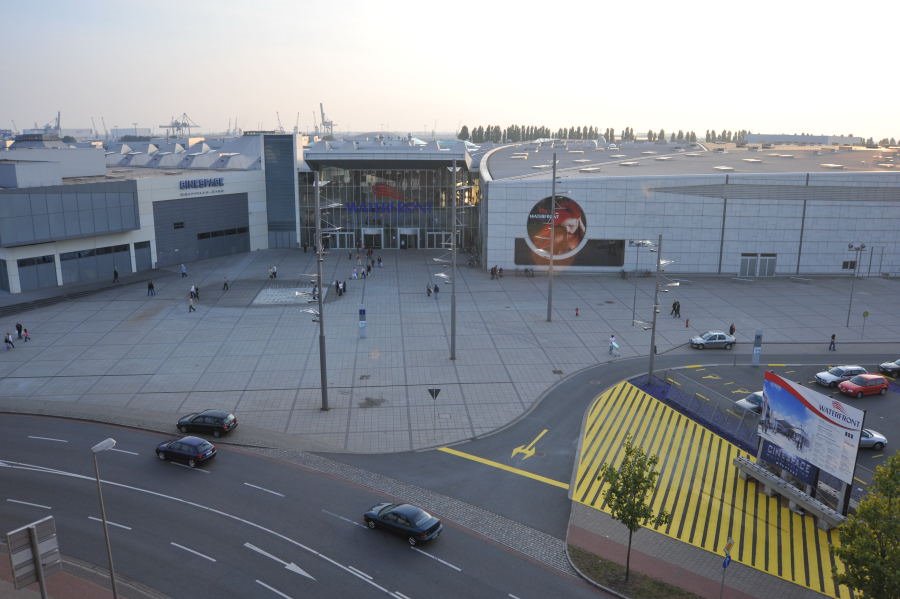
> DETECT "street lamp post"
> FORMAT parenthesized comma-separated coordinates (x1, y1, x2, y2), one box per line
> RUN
(450, 160, 459, 360)
(846, 242, 866, 327)
(629, 240, 653, 326)
(647, 234, 663, 382)
(314, 172, 329, 411)
(546, 151, 557, 322)
(91, 438, 119, 599)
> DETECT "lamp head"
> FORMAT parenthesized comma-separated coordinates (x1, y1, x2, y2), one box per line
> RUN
(91, 438, 116, 453)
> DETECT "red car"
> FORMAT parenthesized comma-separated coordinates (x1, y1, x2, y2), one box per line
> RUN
(838, 374, 889, 398)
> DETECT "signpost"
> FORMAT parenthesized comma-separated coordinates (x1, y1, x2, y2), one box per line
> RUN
(359, 304, 367, 339)
(862, 310, 869, 336)
(428, 388, 440, 437)
(719, 537, 734, 599)
(6, 516, 61, 598)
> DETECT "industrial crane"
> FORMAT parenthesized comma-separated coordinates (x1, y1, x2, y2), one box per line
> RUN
(159, 113, 200, 139)
(319, 103, 335, 138)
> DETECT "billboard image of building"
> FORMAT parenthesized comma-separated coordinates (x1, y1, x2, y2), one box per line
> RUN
(760, 371, 864, 485)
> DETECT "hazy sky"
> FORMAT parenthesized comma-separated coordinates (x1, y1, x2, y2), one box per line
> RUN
(3, 0, 898, 139)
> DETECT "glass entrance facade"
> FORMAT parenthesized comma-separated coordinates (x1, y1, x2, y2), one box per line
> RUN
(300, 166, 480, 253)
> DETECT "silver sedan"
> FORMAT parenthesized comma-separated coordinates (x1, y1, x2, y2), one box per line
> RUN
(690, 330, 736, 350)
(859, 429, 887, 450)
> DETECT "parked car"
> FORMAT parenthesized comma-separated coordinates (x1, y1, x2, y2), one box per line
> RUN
(690, 331, 735, 350)
(815, 365, 867, 387)
(838, 374, 889, 398)
(177, 409, 238, 438)
(735, 391, 764, 414)
(878, 358, 900, 376)
(363, 502, 443, 546)
(156, 436, 216, 468)
(859, 428, 888, 450)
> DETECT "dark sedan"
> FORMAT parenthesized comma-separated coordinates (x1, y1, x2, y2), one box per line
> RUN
(878, 359, 900, 376)
(156, 436, 216, 468)
(177, 409, 237, 437)
(363, 502, 443, 546)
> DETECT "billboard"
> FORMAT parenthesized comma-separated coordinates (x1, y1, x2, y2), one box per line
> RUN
(760, 371, 864, 485)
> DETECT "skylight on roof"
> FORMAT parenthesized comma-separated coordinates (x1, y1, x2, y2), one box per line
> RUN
(820, 163, 844, 169)
(579, 167, 602, 172)
(573, 159, 591, 163)
(713, 166, 734, 171)
(610, 154, 627, 158)
(619, 162, 639, 167)
(654, 156, 672, 161)
(742, 158, 762, 163)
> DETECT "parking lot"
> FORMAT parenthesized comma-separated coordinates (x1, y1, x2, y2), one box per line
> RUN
(660, 358, 899, 490)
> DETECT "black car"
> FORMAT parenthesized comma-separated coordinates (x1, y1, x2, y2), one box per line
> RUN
(177, 409, 237, 437)
(156, 436, 216, 468)
(878, 359, 900, 376)
(363, 503, 443, 546)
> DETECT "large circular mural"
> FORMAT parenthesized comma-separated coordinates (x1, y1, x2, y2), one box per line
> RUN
(524, 196, 587, 260)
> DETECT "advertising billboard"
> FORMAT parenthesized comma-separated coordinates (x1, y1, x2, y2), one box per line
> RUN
(759, 371, 864, 485)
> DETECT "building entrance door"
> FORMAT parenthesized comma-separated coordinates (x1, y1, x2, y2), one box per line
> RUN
(426, 232, 451, 249)
(398, 228, 419, 249)
(332, 232, 356, 249)
(362, 228, 383, 249)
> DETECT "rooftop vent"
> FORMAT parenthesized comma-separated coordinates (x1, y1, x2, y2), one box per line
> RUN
(619, 161, 639, 167)
(654, 156, 672, 161)
(820, 163, 845, 169)
(579, 167, 602, 173)
(714, 166, 734, 171)
(742, 158, 762, 163)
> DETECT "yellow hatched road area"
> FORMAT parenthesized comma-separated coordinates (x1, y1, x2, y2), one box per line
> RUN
(572, 381, 852, 599)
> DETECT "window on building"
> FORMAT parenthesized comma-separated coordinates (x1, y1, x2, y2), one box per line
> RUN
(174, 222, 185, 229)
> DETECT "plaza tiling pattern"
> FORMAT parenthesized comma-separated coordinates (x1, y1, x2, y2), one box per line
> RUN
(572, 381, 852, 599)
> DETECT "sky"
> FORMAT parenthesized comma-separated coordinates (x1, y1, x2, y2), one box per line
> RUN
(2, 0, 898, 139)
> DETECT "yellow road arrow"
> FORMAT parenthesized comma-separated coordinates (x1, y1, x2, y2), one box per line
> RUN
(511, 428, 548, 460)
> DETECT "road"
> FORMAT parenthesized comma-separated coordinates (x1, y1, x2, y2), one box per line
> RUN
(0, 415, 603, 599)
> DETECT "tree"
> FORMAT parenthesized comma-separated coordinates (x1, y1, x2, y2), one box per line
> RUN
(457, 125, 469, 141)
(598, 437, 671, 582)
(832, 452, 900, 599)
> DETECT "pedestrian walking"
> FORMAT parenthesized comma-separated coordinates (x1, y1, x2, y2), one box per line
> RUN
(498, 267, 503, 278)
(180, 263, 187, 278)
(113, 268, 119, 283)
(194, 286, 200, 302)
(352, 268, 358, 279)
(426, 284, 432, 297)
(828, 334, 836, 351)
(303, 242, 308, 253)
(222, 277, 229, 291)
(147, 280, 155, 296)
(433, 284, 440, 298)
(190, 284, 196, 300)
(4, 332, 14, 350)
(674, 300, 681, 318)
(349, 250, 352, 260)
(608, 334, 619, 356)
(729, 322, 736, 336)
(341, 281, 347, 295)
(377, 256, 383, 268)
(272, 265, 277, 279)
(491, 266, 496, 280)
(15, 322, 22, 340)
(671, 301, 677, 317)
(188, 296, 196, 312)
(22, 328, 30, 342)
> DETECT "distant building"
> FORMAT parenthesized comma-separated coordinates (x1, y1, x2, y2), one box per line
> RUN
(745, 133, 863, 146)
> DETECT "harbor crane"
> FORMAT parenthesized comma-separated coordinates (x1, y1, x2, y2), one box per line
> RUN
(159, 113, 200, 139)
(319, 103, 335, 137)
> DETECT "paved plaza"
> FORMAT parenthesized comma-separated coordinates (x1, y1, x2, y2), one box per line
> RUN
(0, 248, 898, 453)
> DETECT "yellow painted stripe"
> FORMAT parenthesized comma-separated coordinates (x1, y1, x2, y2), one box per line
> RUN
(685, 365, 704, 369)
(436, 446, 570, 490)
(767, 363, 787, 367)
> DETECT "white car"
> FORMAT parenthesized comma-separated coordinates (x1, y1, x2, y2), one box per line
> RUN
(815, 365, 867, 388)
(690, 330, 735, 350)
(735, 391, 763, 414)
(859, 429, 887, 450)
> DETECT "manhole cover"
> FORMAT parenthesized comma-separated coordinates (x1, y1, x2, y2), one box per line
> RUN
(359, 397, 385, 408)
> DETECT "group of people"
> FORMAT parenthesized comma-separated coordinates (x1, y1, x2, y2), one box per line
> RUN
(426, 283, 440, 297)
(490, 265, 504, 279)
(268, 265, 278, 279)
(333, 280, 347, 297)
(670, 300, 682, 318)
(5, 322, 30, 350)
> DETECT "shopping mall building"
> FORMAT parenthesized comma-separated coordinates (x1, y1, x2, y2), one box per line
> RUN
(0, 132, 897, 293)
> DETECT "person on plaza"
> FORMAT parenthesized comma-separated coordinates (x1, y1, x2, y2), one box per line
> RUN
(674, 300, 681, 318)
(366, 263, 372, 275)
(498, 267, 503, 278)
(188, 295, 196, 312)
(180, 263, 187, 278)
(222, 277, 229, 291)
(272, 265, 277, 279)
(828, 333, 836, 351)
(15, 322, 23, 340)
(609, 334, 619, 356)
(147, 280, 155, 296)
(490, 265, 496, 279)
(433, 284, 439, 298)
(341, 281, 347, 295)
(352, 267, 358, 279)
(671, 300, 677, 316)
(4, 332, 14, 350)
(22, 328, 30, 342)
(190, 284, 197, 300)
(426, 283, 432, 297)
(303, 242, 308, 253)
(377, 256, 383, 268)
(113, 267, 119, 283)
(348, 250, 353, 260)
(729, 322, 736, 336)
(194, 286, 200, 302)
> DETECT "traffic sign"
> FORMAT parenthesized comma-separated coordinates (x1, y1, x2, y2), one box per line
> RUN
(722, 554, 731, 569)
(428, 388, 440, 400)
(6, 516, 61, 590)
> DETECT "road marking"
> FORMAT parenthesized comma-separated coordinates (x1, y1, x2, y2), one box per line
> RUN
(509, 594, 523, 599)
(244, 542, 315, 580)
(0, 458, 400, 597)
(256, 580, 294, 599)
(696, 394, 710, 402)
(853, 477, 867, 486)
(89, 516, 131, 530)
(27, 436, 68, 443)
(511, 428, 548, 460)
(723, 381, 734, 386)
(109, 448, 139, 456)
(685, 365, 704, 369)
(666, 377, 682, 387)
(701, 374, 721, 380)
(170, 462, 210, 473)
(171, 542, 216, 562)
(437, 446, 569, 490)
(347, 565, 372, 580)
(244, 482, 285, 497)
(411, 546, 462, 572)
(731, 388, 752, 395)
(322, 509, 366, 528)
(394, 593, 412, 599)
(726, 409, 741, 418)
(767, 363, 787, 367)
(7, 498, 51, 510)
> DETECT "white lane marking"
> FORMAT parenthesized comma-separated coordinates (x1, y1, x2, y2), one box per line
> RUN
(256, 580, 294, 599)
(109, 448, 139, 456)
(27, 436, 68, 443)
(243, 542, 315, 580)
(411, 546, 462, 572)
(394, 593, 412, 599)
(347, 565, 372, 580)
(1, 458, 400, 597)
(243, 482, 285, 497)
(509, 595, 522, 599)
(170, 462, 210, 474)
(322, 509, 366, 528)
(88, 516, 132, 530)
(7, 498, 52, 510)
(171, 542, 216, 562)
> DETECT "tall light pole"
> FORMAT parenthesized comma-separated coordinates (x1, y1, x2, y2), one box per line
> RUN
(91, 438, 119, 599)
(449, 161, 460, 360)
(630, 240, 653, 326)
(846, 242, 866, 327)
(314, 171, 329, 411)
(546, 151, 557, 322)
(647, 234, 663, 382)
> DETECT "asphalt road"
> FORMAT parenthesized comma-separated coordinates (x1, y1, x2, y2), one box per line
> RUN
(0, 415, 602, 599)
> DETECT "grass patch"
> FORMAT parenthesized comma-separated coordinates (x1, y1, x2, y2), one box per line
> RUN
(568, 545, 701, 599)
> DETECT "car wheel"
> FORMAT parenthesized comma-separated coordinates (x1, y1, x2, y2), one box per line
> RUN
(188, 458, 196, 468)
(879, 388, 887, 395)
(156, 451, 166, 460)
(178, 425, 186, 433)
(407, 537, 417, 546)
(873, 442, 884, 450)
(697, 344, 704, 350)
(366, 519, 376, 529)
(724, 343, 732, 350)
(856, 391, 864, 399)
(830, 381, 837, 388)
(213, 429, 221, 438)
